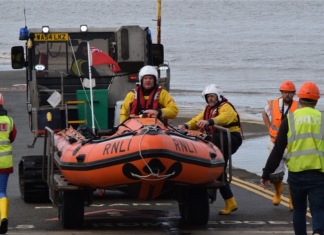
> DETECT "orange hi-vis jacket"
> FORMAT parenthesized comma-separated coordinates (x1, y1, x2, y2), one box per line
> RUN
(268, 98, 299, 143)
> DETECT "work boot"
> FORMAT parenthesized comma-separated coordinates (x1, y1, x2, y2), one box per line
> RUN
(0, 197, 9, 234)
(219, 197, 238, 215)
(288, 186, 293, 211)
(272, 182, 283, 206)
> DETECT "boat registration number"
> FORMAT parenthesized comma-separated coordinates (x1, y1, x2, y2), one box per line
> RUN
(34, 33, 68, 42)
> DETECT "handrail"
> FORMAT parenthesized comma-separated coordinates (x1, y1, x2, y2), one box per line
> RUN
(43, 126, 56, 190)
(211, 125, 232, 184)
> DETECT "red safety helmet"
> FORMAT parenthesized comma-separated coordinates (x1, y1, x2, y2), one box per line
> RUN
(0, 93, 3, 105)
(279, 80, 296, 92)
(297, 82, 320, 101)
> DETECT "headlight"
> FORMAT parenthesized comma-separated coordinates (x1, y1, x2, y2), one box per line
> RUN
(80, 25, 88, 32)
(42, 26, 50, 34)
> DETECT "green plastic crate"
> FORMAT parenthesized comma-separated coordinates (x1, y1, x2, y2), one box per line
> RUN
(76, 89, 108, 129)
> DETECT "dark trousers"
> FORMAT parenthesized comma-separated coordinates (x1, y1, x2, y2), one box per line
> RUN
(213, 131, 242, 200)
(288, 171, 324, 235)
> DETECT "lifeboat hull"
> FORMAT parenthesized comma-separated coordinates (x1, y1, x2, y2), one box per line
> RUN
(54, 117, 225, 200)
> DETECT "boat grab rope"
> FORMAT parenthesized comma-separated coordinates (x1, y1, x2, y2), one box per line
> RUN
(130, 125, 175, 181)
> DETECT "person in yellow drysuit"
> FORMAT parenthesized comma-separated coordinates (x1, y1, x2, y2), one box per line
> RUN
(120, 65, 178, 123)
(178, 84, 243, 215)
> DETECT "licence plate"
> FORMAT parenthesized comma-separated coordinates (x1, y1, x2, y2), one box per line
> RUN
(34, 33, 68, 41)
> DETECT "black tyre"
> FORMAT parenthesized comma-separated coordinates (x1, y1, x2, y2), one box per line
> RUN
(183, 189, 210, 226)
(59, 190, 84, 229)
(178, 202, 185, 219)
(19, 155, 50, 203)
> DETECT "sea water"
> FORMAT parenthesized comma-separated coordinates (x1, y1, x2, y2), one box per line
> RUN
(1, 0, 323, 178)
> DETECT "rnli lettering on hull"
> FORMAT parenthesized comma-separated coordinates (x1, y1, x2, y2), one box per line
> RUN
(103, 139, 132, 155)
(172, 138, 197, 153)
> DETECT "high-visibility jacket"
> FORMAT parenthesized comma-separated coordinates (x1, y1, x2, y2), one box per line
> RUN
(0, 116, 14, 170)
(286, 107, 324, 173)
(71, 59, 87, 76)
(268, 98, 299, 143)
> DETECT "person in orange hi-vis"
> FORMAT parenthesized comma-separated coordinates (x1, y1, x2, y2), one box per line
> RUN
(261, 81, 324, 235)
(262, 80, 299, 210)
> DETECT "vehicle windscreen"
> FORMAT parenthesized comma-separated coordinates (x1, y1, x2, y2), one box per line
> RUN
(34, 34, 117, 78)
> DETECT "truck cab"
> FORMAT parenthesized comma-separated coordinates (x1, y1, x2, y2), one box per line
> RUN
(11, 25, 169, 142)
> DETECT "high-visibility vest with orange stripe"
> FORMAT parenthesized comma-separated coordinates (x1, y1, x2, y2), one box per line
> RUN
(268, 98, 299, 143)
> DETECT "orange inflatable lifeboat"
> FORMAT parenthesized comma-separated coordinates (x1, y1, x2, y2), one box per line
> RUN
(54, 116, 225, 200)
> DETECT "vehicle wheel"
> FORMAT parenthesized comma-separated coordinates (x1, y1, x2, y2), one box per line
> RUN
(58, 191, 62, 220)
(19, 155, 50, 203)
(178, 202, 185, 219)
(59, 190, 84, 229)
(183, 189, 209, 226)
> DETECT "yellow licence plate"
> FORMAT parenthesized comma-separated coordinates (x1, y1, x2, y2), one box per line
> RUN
(34, 33, 68, 42)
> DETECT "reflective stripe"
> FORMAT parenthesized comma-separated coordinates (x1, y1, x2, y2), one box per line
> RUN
(320, 115, 324, 136)
(9, 117, 13, 132)
(288, 114, 324, 143)
(0, 141, 10, 145)
(269, 100, 279, 131)
(0, 151, 12, 157)
(71, 59, 87, 76)
(288, 132, 324, 142)
(287, 149, 324, 158)
(288, 113, 295, 134)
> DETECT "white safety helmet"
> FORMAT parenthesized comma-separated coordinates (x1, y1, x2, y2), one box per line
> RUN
(138, 65, 158, 84)
(201, 84, 223, 103)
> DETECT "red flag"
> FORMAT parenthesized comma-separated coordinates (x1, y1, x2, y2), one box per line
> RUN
(90, 46, 121, 73)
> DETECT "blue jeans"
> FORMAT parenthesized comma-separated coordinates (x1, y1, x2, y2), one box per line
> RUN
(0, 174, 9, 198)
(288, 171, 324, 235)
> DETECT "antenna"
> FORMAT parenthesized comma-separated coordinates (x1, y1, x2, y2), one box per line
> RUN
(24, 0, 27, 27)
(19, 0, 28, 40)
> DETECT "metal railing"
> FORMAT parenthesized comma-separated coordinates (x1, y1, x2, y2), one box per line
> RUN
(212, 124, 232, 184)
